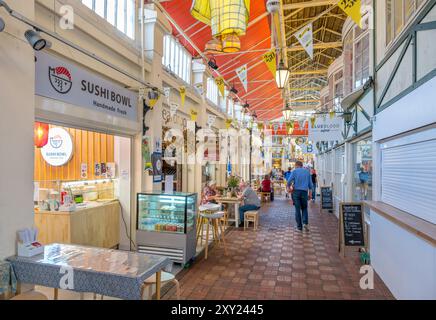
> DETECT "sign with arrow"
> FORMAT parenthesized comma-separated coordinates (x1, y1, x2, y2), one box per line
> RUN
(339, 202, 366, 257)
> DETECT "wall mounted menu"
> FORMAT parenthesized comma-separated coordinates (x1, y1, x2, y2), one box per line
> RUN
(321, 187, 333, 210)
(339, 203, 365, 256)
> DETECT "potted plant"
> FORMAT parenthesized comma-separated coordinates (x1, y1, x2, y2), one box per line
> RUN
(227, 175, 240, 198)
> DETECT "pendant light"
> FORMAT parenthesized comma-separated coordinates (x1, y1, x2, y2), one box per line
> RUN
(275, 59, 290, 90)
(34, 122, 49, 148)
(282, 103, 293, 122)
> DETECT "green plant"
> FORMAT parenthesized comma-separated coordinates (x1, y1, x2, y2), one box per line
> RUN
(227, 175, 240, 189)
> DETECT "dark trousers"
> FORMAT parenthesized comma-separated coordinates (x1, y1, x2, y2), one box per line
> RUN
(292, 190, 309, 229)
(239, 204, 260, 223)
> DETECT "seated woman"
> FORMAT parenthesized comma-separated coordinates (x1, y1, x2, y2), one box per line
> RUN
(261, 175, 274, 201)
(201, 180, 218, 204)
(238, 182, 261, 227)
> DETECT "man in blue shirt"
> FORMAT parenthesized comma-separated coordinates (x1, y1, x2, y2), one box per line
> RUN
(287, 161, 313, 232)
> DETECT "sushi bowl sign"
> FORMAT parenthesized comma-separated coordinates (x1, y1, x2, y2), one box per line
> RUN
(41, 127, 74, 166)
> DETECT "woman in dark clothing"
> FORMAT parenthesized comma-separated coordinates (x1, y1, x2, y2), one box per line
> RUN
(310, 169, 317, 202)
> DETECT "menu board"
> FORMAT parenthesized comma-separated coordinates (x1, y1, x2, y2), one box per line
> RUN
(321, 187, 333, 210)
(340, 203, 365, 247)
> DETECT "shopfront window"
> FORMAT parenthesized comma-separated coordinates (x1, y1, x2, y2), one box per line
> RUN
(163, 35, 192, 84)
(386, 0, 426, 46)
(81, 0, 136, 39)
(353, 139, 373, 201)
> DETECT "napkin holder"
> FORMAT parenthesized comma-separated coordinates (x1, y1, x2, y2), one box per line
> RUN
(17, 242, 44, 257)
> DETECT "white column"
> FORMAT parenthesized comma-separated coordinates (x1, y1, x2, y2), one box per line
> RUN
(0, 0, 35, 258)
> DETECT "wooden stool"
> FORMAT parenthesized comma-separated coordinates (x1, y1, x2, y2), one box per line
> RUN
(244, 211, 259, 231)
(10, 290, 48, 300)
(220, 210, 229, 228)
(196, 212, 228, 260)
(260, 192, 270, 203)
(142, 271, 180, 300)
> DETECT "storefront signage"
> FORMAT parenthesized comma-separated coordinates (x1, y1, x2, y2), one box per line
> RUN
(309, 117, 343, 143)
(339, 203, 365, 255)
(41, 127, 73, 166)
(35, 52, 138, 121)
(320, 186, 333, 210)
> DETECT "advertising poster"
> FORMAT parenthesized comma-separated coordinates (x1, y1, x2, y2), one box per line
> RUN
(94, 163, 101, 177)
(142, 136, 152, 173)
(152, 152, 163, 183)
(81, 163, 88, 179)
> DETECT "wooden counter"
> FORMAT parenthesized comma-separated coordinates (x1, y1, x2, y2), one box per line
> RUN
(34, 200, 120, 249)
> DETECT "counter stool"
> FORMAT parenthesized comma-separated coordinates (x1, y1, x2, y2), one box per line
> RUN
(142, 271, 180, 300)
(244, 211, 259, 231)
(196, 212, 228, 260)
(10, 290, 48, 300)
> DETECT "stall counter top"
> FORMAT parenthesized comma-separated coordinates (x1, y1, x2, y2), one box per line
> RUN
(35, 199, 119, 215)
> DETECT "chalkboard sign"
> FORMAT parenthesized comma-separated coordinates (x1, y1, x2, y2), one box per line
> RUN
(320, 187, 333, 210)
(339, 203, 365, 256)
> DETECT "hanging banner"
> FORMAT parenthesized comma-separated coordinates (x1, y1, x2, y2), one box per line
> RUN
(215, 77, 225, 98)
(301, 143, 315, 155)
(142, 136, 152, 173)
(309, 116, 344, 143)
(170, 102, 179, 117)
(207, 114, 217, 128)
(148, 90, 159, 108)
(338, 0, 362, 28)
(310, 116, 316, 128)
(262, 49, 277, 77)
(180, 86, 186, 107)
(295, 23, 314, 59)
(225, 119, 233, 129)
(236, 64, 248, 92)
(163, 87, 171, 104)
(329, 111, 336, 119)
(190, 108, 198, 121)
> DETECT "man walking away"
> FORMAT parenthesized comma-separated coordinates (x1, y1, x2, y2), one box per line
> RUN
(284, 167, 292, 199)
(287, 161, 313, 232)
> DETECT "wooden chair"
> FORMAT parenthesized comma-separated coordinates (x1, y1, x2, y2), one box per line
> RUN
(142, 271, 180, 300)
(244, 211, 259, 231)
(10, 290, 48, 300)
(196, 211, 228, 260)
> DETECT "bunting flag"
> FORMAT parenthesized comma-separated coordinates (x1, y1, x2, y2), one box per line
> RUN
(286, 122, 294, 135)
(180, 86, 186, 107)
(262, 49, 277, 77)
(273, 123, 279, 135)
(215, 77, 225, 98)
(225, 119, 233, 129)
(170, 102, 179, 117)
(310, 117, 316, 128)
(190, 108, 198, 121)
(329, 111, 336, 119)
(236, 64, 248, 92)
(257, 122, 264, 131)
(298, 119, 306, 129)
(294, 23, 314, 59)
(338, 0, 362, 28)
(163, 87, 171, 104)
(148, 91, 159, 108)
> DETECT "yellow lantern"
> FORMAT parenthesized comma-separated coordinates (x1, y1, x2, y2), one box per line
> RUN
(205, 37, 223, 54)
(191, 0, 250, 53)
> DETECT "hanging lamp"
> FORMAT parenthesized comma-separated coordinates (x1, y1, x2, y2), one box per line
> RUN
(34, 122, 49, 148)
(205, 37, 223, 54)
(275, 59, 290, 90)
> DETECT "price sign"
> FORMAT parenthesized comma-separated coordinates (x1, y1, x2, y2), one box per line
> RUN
(339, 202, 366, 257)
(320, 186, 333, 210)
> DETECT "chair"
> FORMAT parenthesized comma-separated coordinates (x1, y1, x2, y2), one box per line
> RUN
(142, 272, 180, 300)
(244, 211, 259, 231)
(196, 211, 228, 260)
(10, 290, 48, 300)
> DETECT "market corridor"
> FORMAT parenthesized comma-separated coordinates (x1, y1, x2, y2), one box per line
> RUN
(163, 198, 394, 300)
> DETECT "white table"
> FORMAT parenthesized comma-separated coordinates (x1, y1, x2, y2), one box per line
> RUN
(215, 197, 242, 227)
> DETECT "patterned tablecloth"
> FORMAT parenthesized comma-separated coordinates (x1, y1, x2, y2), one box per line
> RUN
(0, 261, 17, 296)
(7, 243, 171, 300)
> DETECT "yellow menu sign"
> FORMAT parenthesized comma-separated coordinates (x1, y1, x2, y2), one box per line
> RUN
(338, 0, 362, 28)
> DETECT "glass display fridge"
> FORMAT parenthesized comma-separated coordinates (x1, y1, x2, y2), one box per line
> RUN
(136, 192, 197, 265)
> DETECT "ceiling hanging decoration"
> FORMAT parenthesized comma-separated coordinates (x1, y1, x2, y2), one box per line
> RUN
(265, 0, 280, 13)
(191, 0, 250, 54)
(205, 38, 223, 54)
(34, 122, 49, 148)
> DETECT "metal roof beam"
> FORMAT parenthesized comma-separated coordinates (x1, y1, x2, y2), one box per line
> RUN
(283, 0, 337, 11)
(287, 41, 342, 52)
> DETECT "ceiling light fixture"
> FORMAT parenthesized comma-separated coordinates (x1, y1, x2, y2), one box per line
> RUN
(25, 29, 51, 51)
(230, 85, 238, 95)
(282, 103, 293, 122)
(275, 59, 290, 90)
(208, 58, 219, 70)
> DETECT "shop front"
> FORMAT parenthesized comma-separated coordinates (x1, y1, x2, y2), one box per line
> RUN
(352, 136, 373, 201)
(34, 51, 140, 251)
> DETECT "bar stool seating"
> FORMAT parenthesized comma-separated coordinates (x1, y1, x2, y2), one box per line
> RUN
(244, 211, 259, 231)
(196, 211, 228, 260)
(142, 272, 180, 300)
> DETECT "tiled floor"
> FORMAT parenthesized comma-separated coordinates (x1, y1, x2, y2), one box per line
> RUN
(163, 197, 394, 300)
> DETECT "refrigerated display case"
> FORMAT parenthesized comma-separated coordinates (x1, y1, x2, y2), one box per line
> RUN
(136, 192, 197, 265)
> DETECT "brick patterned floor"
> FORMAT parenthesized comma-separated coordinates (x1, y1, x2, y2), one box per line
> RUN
(163, 197, 394, 300)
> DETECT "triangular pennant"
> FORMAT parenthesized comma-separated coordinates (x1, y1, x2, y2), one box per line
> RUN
(329, 111, 335, 119)
(338, 0, 362, 28)
(190, 108, 198, 121)
(225, 119, 233, 129)
(215, 77, 225, 98)
(163, 87, 171, 104)
(180, 86, 186, 108)
(235, 64, 248, 92)
(262, 49, 277, 77)
(294, 23, 314, 59)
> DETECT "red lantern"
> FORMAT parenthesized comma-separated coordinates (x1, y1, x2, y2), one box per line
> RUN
(34, 122, 49, 148)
